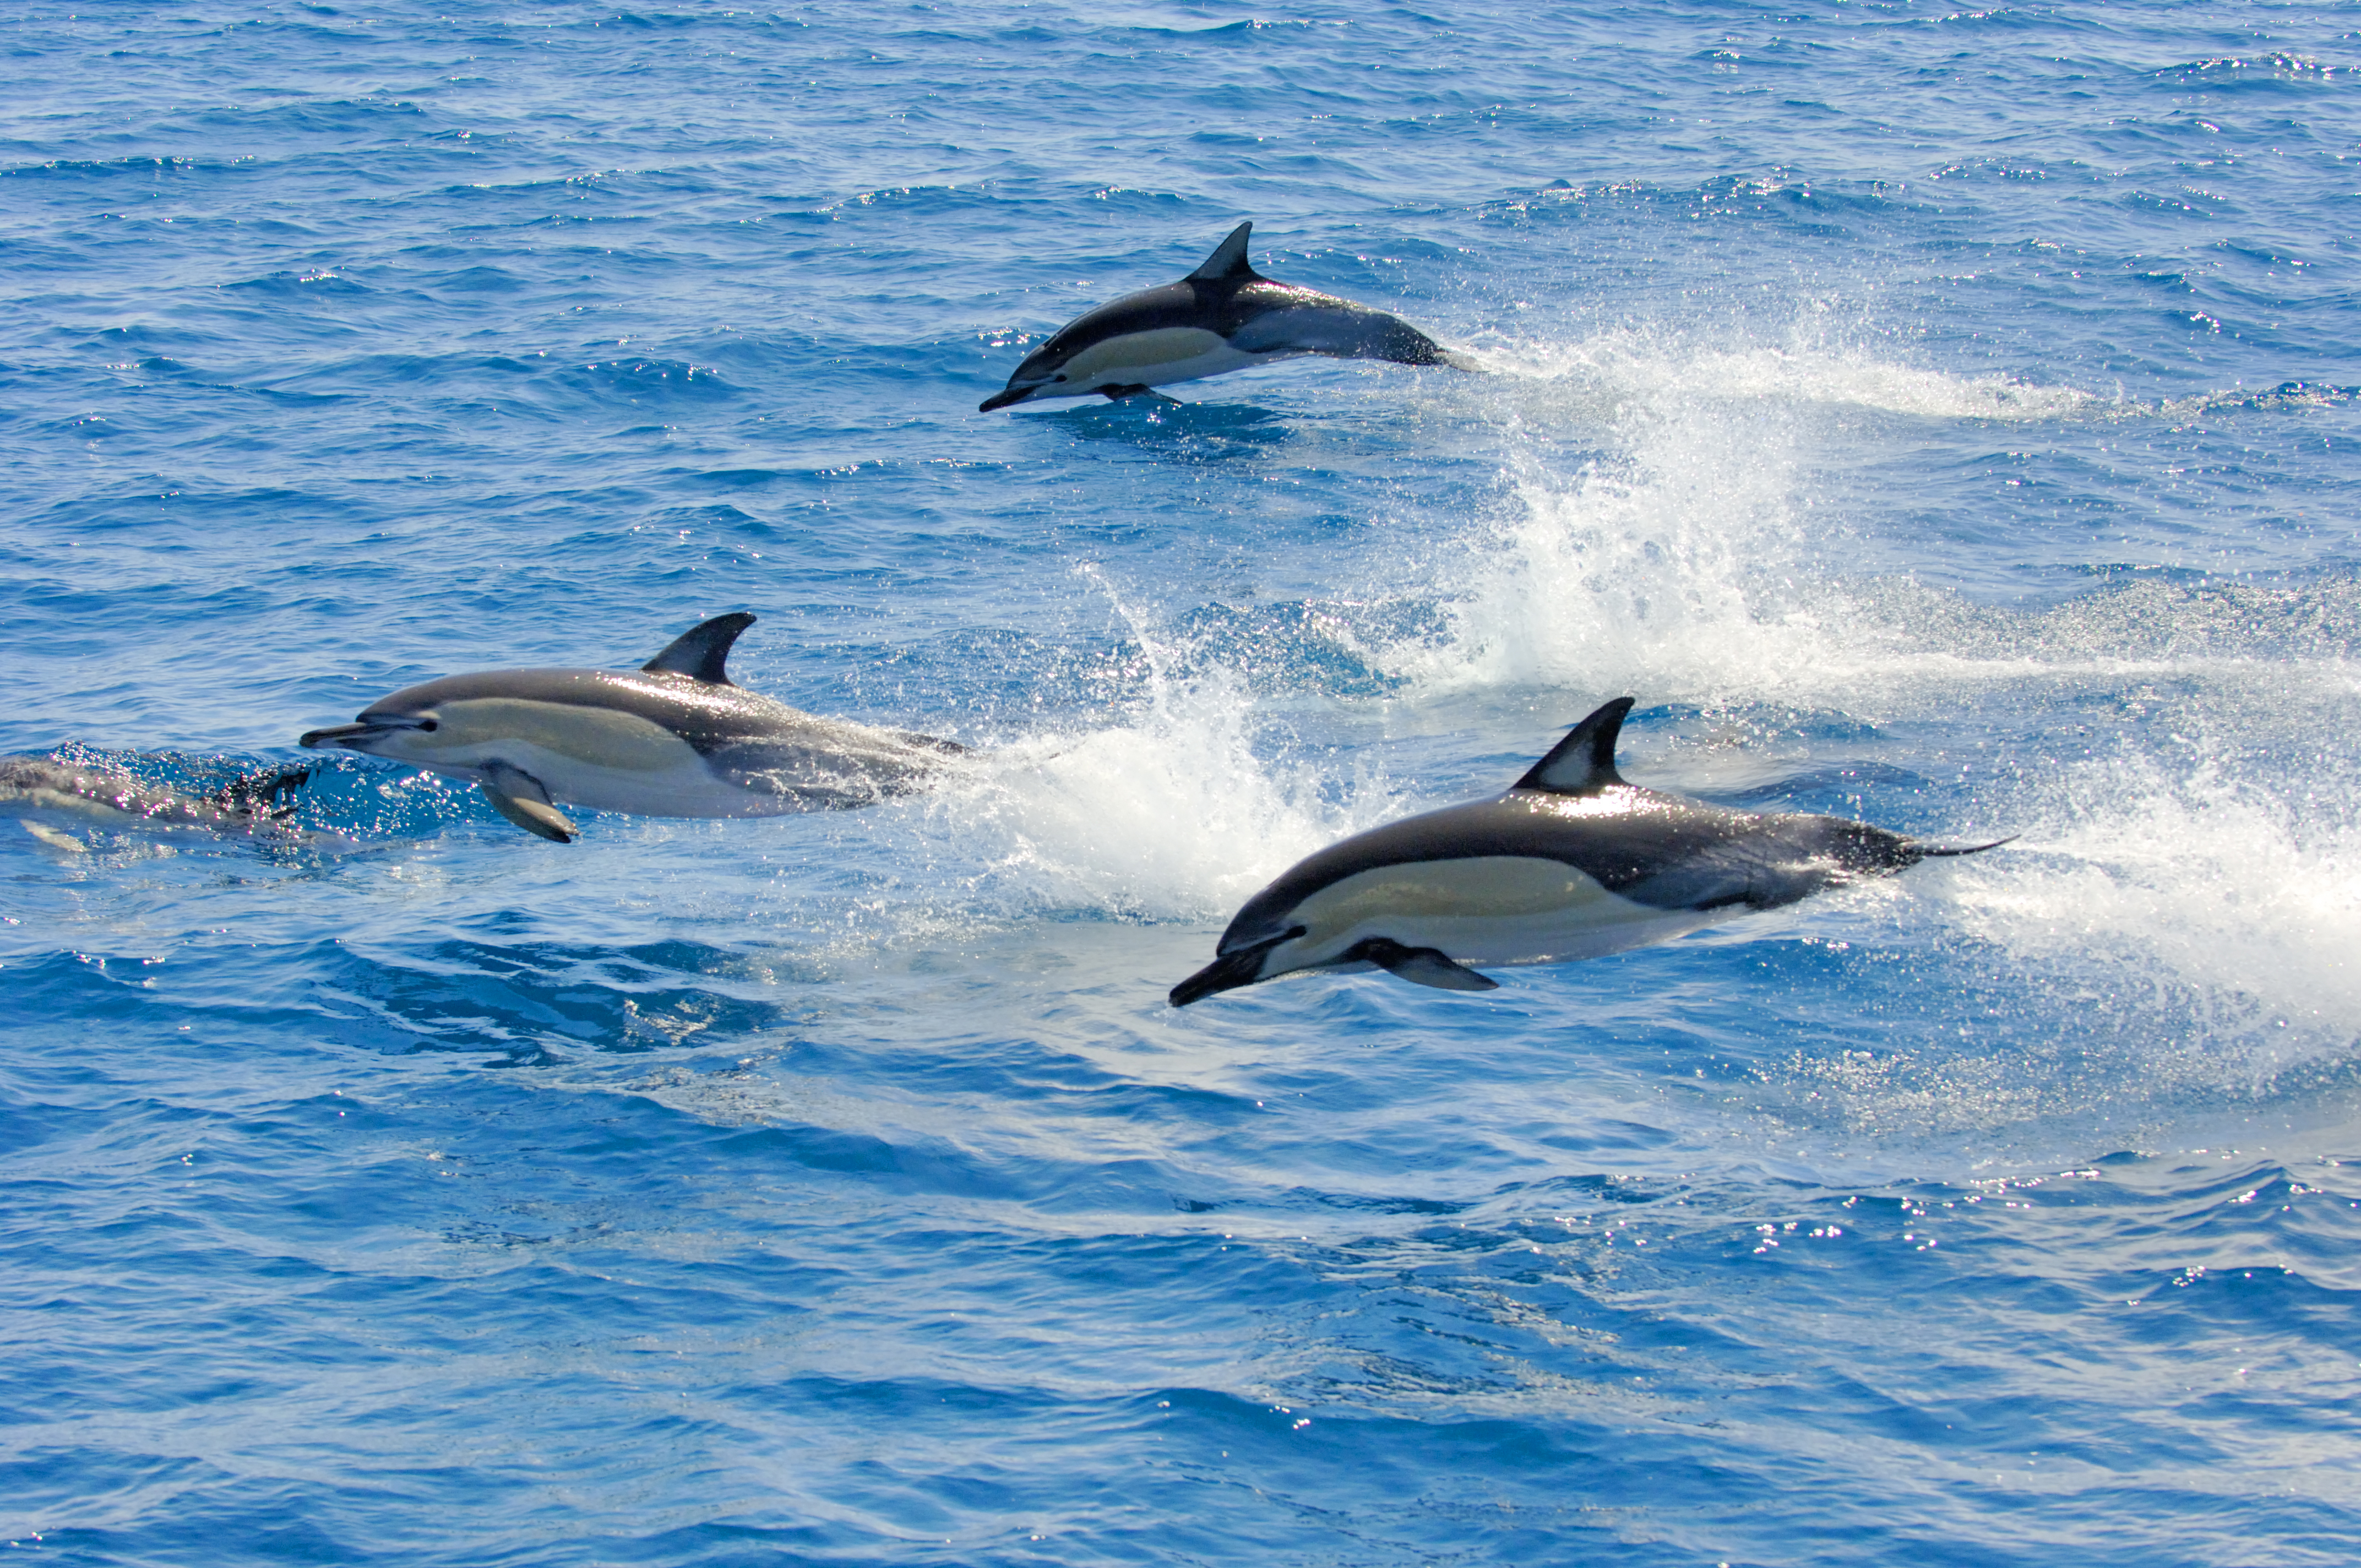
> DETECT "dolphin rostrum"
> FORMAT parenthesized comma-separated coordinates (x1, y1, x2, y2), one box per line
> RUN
(980, 221, 1474, 411)
(299, 613, 964, 843)
(0, 755, 325, 852)
(1170, 699, 2009, 1005)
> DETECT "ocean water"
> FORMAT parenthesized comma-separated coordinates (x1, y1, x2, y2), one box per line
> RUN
(6, 1, 2361, 1561)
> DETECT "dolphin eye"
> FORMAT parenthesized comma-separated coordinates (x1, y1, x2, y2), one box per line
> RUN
(417, 718, 439, 732)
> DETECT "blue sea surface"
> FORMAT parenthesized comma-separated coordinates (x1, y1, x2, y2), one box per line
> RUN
(7, 1, 2361, 1562)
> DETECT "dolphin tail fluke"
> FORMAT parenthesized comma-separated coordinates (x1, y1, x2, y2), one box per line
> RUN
(1187, 221, 1259, 284)
(1352, 938, 1499, 993)
(643, 612, 755, 686)
(1914, 835, 2019, 858)
(208, 762, 318, 821)
(480, 762, 578, 843)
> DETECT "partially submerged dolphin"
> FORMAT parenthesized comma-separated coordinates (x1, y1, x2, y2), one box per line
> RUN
(980, 221, 1473, 411)
(0, 756, 324, 852)
(300, 613, 963, 842)
(1170, 699, 2008, 1005)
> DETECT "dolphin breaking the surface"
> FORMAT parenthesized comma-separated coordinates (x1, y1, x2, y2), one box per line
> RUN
(0, 756, 326, 852)
(1171, 699, 2009, 1005)
(300, 612, 964, 842)
(980, 221, 1474, 411)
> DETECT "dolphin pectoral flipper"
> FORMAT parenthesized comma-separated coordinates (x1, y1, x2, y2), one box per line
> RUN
(1350, 938, 1499, 993)
(480, 761, 578, 843)
(21, 820, 89, 855)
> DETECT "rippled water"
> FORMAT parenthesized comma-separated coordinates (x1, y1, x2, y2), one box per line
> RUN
(7, 2, 2361, 1562)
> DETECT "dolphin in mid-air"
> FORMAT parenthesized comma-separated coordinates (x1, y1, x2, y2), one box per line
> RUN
(980, 221, 1474, 411)
(1170, 699, 2008, 1005)
(0, 756, 327, 852)
(300, 613, 964, 842)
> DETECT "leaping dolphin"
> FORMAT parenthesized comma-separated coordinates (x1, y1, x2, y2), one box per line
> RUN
(1170, 699, 2009, 1005)
(980, 221, 1473, 411)
(299, 612, 964, 843)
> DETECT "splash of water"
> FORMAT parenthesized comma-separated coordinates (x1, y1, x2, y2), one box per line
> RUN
(899, 573, 1406, 922)
(1941, 743, 2361, 1068)
(1472, 331, 2104, 422)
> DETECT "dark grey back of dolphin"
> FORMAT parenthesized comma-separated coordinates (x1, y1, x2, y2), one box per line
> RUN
(980, 221, 1463, 411)
(296, 612, 967, 842)
(1036, 222, 1452, 364)
(306, 613, 965, 764)
(1179, 699, 2012, 1003)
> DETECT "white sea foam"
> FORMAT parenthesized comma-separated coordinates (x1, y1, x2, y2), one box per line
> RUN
(1472, 331, 2103, 422)
(1935, 745, 2361, 1066)
(1387, 327, 1932, 705)
(896, 579, 1408, 923)
(1395, 328, 2360, 707)
(928, 684, 1362, 921)
(1402, 454, 2361, 713)
(1390, 415, 1820, 701)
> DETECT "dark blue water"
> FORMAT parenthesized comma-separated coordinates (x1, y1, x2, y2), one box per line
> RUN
(7, 2, 2361, 1562)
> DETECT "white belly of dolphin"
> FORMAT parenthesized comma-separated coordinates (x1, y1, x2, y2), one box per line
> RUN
(402, 699, 785, 817)
(1289, 856, 1725, 970)
(1057, 328, 1266, 392)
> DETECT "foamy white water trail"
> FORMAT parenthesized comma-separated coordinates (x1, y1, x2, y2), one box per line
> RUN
(899, 581, 1411, 921)
(1939, 747, 2361, 1068)
(913, 692, 1370, 921)
(1475, 330, 2106, 421)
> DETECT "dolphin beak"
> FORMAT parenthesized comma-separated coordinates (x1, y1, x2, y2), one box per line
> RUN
(1169, 932, 1298, 1008)
(979, 384, 1035, 412)
(298, 717, 425, 750)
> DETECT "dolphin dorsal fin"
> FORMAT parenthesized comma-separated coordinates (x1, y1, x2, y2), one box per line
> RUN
(641, 612, 755, 686)
(1187, 221, 1259, 284)
(1514, 698, 1636, 794)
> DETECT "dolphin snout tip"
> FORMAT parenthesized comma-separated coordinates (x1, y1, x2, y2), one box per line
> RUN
(300, 717, 423, 750)
(1167, 976, 1217, 1008)
(1169, 948, 1268, 1008)
(979, 387, 1030, 412)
